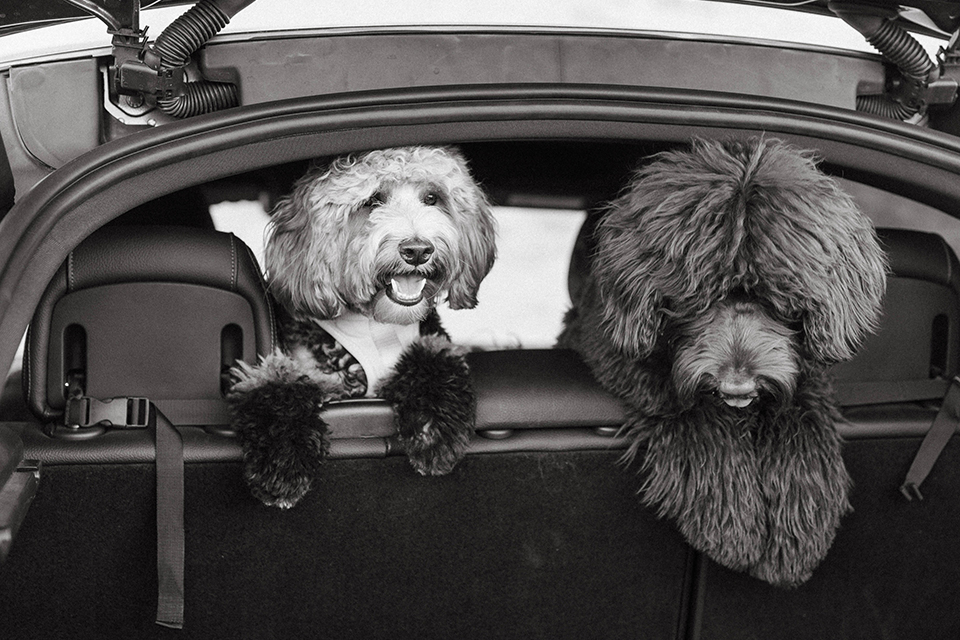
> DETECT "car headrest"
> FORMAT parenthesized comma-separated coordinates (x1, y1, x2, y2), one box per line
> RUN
(833, 227, 960, 405)
(24, 225, 276, 425)
(877, 227, 960, 290)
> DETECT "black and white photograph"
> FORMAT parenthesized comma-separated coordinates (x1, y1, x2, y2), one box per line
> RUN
(0, 1, 958, 638)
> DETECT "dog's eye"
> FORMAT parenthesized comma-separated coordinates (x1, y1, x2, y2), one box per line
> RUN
(365, 192, 385, 208)
(422, 192, 440, 206)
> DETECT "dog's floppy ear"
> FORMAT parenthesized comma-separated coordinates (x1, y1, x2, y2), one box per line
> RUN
(444, 199, 496, 309)
(442, 150, 498, 310)
(791, 204, 888, 364)
(592, 215, 668, 359)
(265, 167, 351, 319)
(591, 145, 735, 360)
(737, 140, 888, 364)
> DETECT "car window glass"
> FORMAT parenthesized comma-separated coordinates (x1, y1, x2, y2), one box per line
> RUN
(212, 180, 960, 351)
(210, 199, 271, 266)
(439, 207, 586, 349)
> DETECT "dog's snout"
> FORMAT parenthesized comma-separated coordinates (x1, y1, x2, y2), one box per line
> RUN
(398, 239, 435, 266)
(718, 376, 756, 397)
(716, 374, 759, 408)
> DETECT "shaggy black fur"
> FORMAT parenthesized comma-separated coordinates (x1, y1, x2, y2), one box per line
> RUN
(380, 338, 477, 475)
(559, 138, 886, 588)
(624, 363, 851, 586)
(561, 281, 854, 587)
(229, 378, 332, 509)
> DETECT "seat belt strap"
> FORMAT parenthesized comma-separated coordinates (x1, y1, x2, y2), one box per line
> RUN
(900, 376, 960, 501)
(154, 406, 185, 629)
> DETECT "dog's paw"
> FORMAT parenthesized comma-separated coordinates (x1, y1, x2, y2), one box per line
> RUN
(228, 367, 332, 509)
(398, 412, 471, 476)
(380, 336, 476, 476)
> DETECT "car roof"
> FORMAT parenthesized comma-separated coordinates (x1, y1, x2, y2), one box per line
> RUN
(5, 1, 957, 33)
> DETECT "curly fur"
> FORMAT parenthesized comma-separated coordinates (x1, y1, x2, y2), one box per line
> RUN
(228, 146, 496, 508)
(560, 137, 886, 587)
(230, 354, 337, 509)
(591, 137, 885, 365)
(267, 145, 496, 323)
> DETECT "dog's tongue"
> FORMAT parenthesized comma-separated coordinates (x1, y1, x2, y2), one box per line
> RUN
(722, 395, 755, 408)
(389, 275, 427, 305)
(718, 379, 758, 409)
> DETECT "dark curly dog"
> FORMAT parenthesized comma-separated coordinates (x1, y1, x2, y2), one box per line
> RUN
(229, 146, 496, 508)
(560, 138, 887, 587)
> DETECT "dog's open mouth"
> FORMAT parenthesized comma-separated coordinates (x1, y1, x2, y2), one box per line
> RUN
(386, 274, 429, 306)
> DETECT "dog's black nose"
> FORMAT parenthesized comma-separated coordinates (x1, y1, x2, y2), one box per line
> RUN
(398, 239, 435, 266)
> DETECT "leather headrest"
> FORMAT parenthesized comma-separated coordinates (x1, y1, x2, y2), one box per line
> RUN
(24, 225, 276, 422)
(877, 228, 960, 291)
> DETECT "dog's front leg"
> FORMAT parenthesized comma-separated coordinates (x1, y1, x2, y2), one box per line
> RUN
(228, 351, 339, 509)
(379, 335, 476, 476)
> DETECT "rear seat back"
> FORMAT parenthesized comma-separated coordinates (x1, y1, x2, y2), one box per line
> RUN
(832, 228, 960, 405)
(23, 225, 275, 427)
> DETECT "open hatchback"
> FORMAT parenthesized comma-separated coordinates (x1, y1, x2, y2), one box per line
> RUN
(1, 1, 960, 638)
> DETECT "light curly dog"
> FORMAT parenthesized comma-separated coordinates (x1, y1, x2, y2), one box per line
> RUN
(559, 138, 887, 587)
(229, 146, 496, 509)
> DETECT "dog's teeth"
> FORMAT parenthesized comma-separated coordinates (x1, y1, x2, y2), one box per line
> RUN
(718, 392, 757, 408)
(390, 275, 426, 301)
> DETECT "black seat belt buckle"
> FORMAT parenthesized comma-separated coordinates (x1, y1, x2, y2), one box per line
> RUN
(65, 396, 150, 429)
